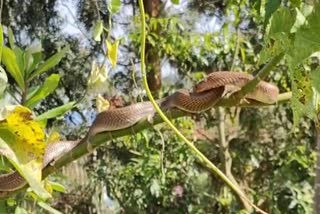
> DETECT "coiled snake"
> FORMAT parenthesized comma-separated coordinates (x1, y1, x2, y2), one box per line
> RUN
(0, 71, 279, 196)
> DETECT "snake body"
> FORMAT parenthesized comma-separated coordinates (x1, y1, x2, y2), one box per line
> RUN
(161, 87, 225, 113)
(194, 72, 279, 104)
(0, 72, 279, 194)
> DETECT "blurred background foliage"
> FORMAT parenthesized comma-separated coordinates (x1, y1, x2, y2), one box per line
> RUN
(0, 0, 318, 213)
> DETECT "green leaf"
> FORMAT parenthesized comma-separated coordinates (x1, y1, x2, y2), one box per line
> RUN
(291, 3, 320, 65)
(87, 60, 108, 91)
(27, 52, 43, 75)
(106, 39, 119, 68)
(8, 27, 15, 49)
(0, 200, 8, 214)
(92, 20, 103, 41)
(25, 74, 60, 108)
(0, 155, 12, 172)
(35, 101, 76, 121)
(6, 198, 16, 207)
(0, 26, 3, 62)
(0, 66, 8, 97)
(37, 201, 62, 214)
(14, 207, 28, 214)
(259, 7, 294, 65)
(171, 0, 180, 4)
(1, 47, 25, 89)
(48, 181, 66, 193)
(13, 47, 25, 77)
(26, 85, 41, 100)
(28, 46, 69, 80)
(291, 8, 306, 33)
(268, 7, 295, 38)
(110, 0, 121, 14)
(290, 0, 301, 7)
(25, 44, 43, 75)
(264, 0, 281, 28)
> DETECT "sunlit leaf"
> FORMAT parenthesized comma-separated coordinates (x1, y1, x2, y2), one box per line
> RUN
(292, 3, 320, 65)
(27, 52, 43, 76)
(268, 7, 295, 38)
(25, 74, 60, 108)
(0, 106, 50, 199)
(25, 43, 42, 54)
(106, 39, 119, 68)
(37, 201, 62, 214)
(6, 198, 16, 206)
(171, 0, 180, 4)
(92, 20, 103, 41)
(87, 60, 108, 92)
(14, 206, 28, 214)
(8, 27, 15, 49)
(96, 94, 110, 112)
(0, 66, 7, 97)
(25, 44, 43, 76)
(13, 47, 25, 77)
(24, 44, 43, 76)
(259, 7, 294, 65)
(110, 0, 121, 14)
(29, 46, 68, 80)
(1, 47, 25, 89)
(191, 71, 205, 81)
(150, 179, 161, 197)
(35, 101, 76, 121)
(48, 181, 66, 193)
(291, 8, 306, 33)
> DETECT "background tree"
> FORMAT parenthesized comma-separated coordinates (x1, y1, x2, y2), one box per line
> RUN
(0, 0, 319, 214)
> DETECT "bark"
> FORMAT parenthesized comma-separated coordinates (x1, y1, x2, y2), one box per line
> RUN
(143, 0, 162, 93)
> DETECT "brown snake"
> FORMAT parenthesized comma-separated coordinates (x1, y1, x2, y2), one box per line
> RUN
(0, 72, 279, 196)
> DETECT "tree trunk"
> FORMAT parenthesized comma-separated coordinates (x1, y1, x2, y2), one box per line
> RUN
(143, 0, 162, 94)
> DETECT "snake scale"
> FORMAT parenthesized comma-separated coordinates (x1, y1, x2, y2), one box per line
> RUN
(0, 72, 279, 195)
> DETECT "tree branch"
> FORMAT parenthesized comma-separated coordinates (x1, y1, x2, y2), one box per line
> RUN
(217, 107, 251, 210)
(44, 91, 292, 176)
(0, 92, 292, 199)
